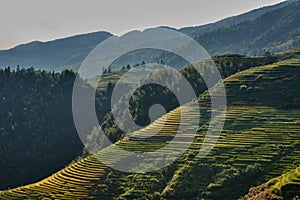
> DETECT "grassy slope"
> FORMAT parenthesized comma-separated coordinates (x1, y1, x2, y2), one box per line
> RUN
(241, 166, 300, 200)
(1, 56, 300, 199)
(160, 58, 300, 200)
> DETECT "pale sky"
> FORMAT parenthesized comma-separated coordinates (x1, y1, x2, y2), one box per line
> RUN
(0, 0, 285, 50)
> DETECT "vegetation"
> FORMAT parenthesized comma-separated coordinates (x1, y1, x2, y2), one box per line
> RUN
(0, 67, 116, 189)
(242, 166, 300, 199)
(0, 68, 82, 189)
(0, 52, 276, 190)
(0, 0, 299, 198)
(1, 50, 300, 199)
(0, 0, 299, 72)
(99, 54, 277, 141)
(196, 0, 300, 55)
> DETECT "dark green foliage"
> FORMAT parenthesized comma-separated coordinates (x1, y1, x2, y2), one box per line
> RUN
(100, 54, 278, 140)
(0, 68, 81, 189)
(1, 53, 300, 200)
(0, 51, 295, 195)
(0, 68, 113, 190)
(225, 62, 300, 108)
(23, 193, 48, 200)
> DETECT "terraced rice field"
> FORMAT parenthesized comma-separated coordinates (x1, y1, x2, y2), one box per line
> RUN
(242, 165, 300, 199)
(0, 156, 108, 199)
(1, 59, 300, 199)
(271, 166, 300, 196)
(0, 102, 201, 200)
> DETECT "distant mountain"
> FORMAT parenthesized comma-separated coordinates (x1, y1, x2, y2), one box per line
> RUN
(102, 0, 300, 71)
(0, 0, 299, 71)
(179, 0, 293, 37)
(195, 0, 300, 55)
(0, 31, 112, 71)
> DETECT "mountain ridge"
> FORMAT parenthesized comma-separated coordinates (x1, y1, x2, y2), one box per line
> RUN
(195, 0, 300, 55)
(0, 0, 299, 71)
(0, 31, 112, 70)
(179, 0, 292, 36)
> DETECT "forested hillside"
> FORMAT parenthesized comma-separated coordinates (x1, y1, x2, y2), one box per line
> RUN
(0, 68, 115, 189)
(196, 0, 300, 55)
(1, 50, 300, 200)
(0, 53, 278, 190)
(0, 0, 299, 199)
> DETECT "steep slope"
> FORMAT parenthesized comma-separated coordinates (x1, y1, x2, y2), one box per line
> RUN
(0, 31, 112, 71)
(161, 58, 300, 199)
(242, 166, 300, 199)
(271, 166, 300, 199)
(277, 48, 300, 61)
(1, 1, 299, 71)
(179, 0, 292, 37)
(196, 0, 300, 55)
(139, 0, 300, 67)
(0, 104, 201, 199)
(0, 68, 118, 190)
(1, 56, 300, 199)
(0, 69, 85, 190)
(0, 52, 278, 191)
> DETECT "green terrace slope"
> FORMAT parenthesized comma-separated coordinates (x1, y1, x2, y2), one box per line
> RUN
(271, 166, 300, 199)
(241, 166, 300, 199)
(1, 58, 300, 199)
(277, 48, 300, 61)
(0, 104, 202, 200)
(166, 58, 300, 199)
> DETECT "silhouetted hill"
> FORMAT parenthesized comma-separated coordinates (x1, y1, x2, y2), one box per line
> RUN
(0, 31, 112, 71)
(0, 0, 299, 71)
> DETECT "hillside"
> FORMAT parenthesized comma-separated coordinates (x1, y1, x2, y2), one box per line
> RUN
(0, 31, 112, 71)
(179, 0, 293, 37)
(0, 52, 278, 191)
(100, 0, 300, 69)
(0, 68, 117, 190)
(196, 0, 300, 55)
(242, 166, 300, 199)
(0, 69, 84, 190)
(0, 1, 299, 71)
(1, 53, 300, 199)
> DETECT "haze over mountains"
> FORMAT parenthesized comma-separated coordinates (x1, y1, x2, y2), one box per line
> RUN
(0, 0, 300, 199)
(0, 32, 112, 71)
(196, 0, 300, 55)
(0, 0, 299, 71)
(179, 0, 293, 36)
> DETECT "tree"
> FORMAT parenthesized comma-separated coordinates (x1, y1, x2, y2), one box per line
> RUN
(264, 51, 272, 57)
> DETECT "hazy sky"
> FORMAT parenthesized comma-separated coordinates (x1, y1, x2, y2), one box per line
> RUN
(0, 0, 285, 50)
